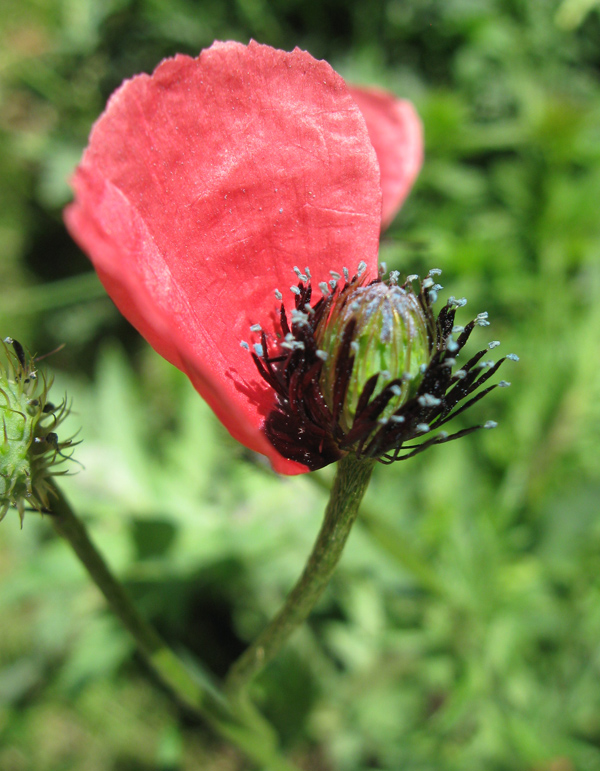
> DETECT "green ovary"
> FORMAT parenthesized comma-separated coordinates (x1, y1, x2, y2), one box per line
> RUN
(317, 283, 431, 433)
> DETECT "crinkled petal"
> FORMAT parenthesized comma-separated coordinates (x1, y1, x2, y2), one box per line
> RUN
(349, 86, 423, 230)
(65, 41, 382, 474)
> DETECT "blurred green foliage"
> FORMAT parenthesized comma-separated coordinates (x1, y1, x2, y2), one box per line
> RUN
(1, 0, 600, 769)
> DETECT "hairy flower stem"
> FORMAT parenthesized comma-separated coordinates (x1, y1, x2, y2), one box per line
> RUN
(47, 482, 301, 771)
(225, 454, 375, 698)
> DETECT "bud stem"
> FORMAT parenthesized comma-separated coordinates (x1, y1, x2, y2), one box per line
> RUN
(46, 481, 301, 771)
(225, 453, 375, 698)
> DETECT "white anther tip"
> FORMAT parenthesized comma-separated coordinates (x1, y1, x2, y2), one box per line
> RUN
(418, 394, 442, 407)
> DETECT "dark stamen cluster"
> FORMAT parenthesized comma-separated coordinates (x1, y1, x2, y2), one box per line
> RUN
(248, 269, 515, 471)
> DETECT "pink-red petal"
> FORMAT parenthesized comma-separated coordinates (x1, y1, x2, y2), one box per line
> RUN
(65, 41, 382, 474)
(349, 86, 423, 230)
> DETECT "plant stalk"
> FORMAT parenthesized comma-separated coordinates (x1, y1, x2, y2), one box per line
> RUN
(47, 481, 300, 771)
(225, 453, 375, 698)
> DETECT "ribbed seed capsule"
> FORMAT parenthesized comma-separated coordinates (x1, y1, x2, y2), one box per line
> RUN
(316, 283, 432, 432)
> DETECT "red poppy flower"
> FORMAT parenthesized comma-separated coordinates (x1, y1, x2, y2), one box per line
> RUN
(65, 40, 423, 474)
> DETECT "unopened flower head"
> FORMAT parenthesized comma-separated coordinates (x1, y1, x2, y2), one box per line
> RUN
(0, 338, 74, 524)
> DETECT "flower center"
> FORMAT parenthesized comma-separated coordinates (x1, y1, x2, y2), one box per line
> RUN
(242, 265, 516, 471)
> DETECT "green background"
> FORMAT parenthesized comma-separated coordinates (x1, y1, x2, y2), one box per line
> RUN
(2, 0, 600, 769)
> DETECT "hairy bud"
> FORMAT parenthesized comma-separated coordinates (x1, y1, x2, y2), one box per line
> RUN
(0, 338, 73, 524)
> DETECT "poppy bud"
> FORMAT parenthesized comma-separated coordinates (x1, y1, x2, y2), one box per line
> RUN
(316, 281, 431, 433)
(0, 339, 72, 524)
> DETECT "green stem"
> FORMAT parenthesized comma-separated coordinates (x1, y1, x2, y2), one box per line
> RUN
(225, 454, 375, 698)
(47, 482, 301, 771)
